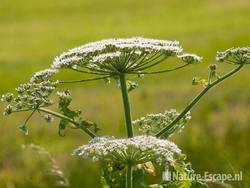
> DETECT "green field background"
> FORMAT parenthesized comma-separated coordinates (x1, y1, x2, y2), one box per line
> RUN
(0, 0, 250, 187)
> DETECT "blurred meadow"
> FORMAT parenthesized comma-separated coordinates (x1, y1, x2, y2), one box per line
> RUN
(0, 0, 250, 187)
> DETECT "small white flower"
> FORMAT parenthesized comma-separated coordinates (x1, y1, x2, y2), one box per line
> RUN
(52, 56, 83, 69)
(1, 93, 14, 102)
(3, 104, 13, 116)
(31, 69, 58, 83)
(177, 53, 203, 64)
(92, 52, 122, 63)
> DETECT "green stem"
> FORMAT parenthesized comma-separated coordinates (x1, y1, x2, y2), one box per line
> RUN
(59, 75, 111, 84)
(156, 63, 244, 138)
(128, 63, 189, 75)
(126, 165, 133, 188)
(119, 74, 133, 138)
(24, 109, 37, 125)
(38, 107, 96, 138)
(119, 74, 134, 187)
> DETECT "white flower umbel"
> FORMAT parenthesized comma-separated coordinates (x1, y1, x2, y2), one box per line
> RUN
(73, 135, 182, 166)
(50, 37, 193, 76)
(30, 68, 58, 83)
(133, 109, 191, 137)
(216, 47, 250, 64)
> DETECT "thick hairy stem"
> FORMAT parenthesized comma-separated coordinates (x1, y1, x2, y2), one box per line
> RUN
(156, 63, 245, 138)
(126, 165, 133, 188)
(119, 74, 133, 138)
(38, 107, 96, 138)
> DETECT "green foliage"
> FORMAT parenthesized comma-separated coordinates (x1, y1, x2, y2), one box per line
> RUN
(57, 90, 81, 136)
(101, 162, 150, 188)
(57, 90, 98, 136)
(101, 162, 126, 188)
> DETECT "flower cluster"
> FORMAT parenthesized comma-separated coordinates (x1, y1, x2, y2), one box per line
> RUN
(51, 37, 201, 76)
(132, 109, 191, 137)
(73, 135, 182, 166)
(1, 80, 58, 115)
(52, 37, 181, 68)
(216, 47, 250, 64)
(30, 68, 58, 83)
(177, 53, 203, 64)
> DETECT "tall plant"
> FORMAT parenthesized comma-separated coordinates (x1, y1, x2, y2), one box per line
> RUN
(1, 37, 249, 187)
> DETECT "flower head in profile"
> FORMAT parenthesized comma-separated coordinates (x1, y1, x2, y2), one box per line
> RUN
(73, 135, 182, 166)
(51, 37, 202, 78)
(216, 47, 250, 64)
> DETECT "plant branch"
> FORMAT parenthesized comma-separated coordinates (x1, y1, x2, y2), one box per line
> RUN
(70, 67, 109, 75)
(24, 109, 37, 125)
(156, 63, 245, 138)
(38, 107, 96, 138)
(135, 56, 167, 71)
(128, 63, 189, 75)
(59, 75, 111, 84)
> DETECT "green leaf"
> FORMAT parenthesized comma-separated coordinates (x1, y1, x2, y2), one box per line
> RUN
(191, 180, 208, 188)
(133, 168, 148, 188)
(58, 120, 67, 136)
(56, 90, 98, 136)
(101, 162, 126, 188)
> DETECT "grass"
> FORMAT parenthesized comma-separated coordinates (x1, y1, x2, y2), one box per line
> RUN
(0, 0, 250, 187)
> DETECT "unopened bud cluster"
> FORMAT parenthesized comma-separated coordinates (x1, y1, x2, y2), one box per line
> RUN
(1, 80, 58, 115)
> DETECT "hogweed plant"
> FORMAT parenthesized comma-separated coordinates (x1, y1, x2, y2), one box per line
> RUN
(1, 37, 249, 188)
